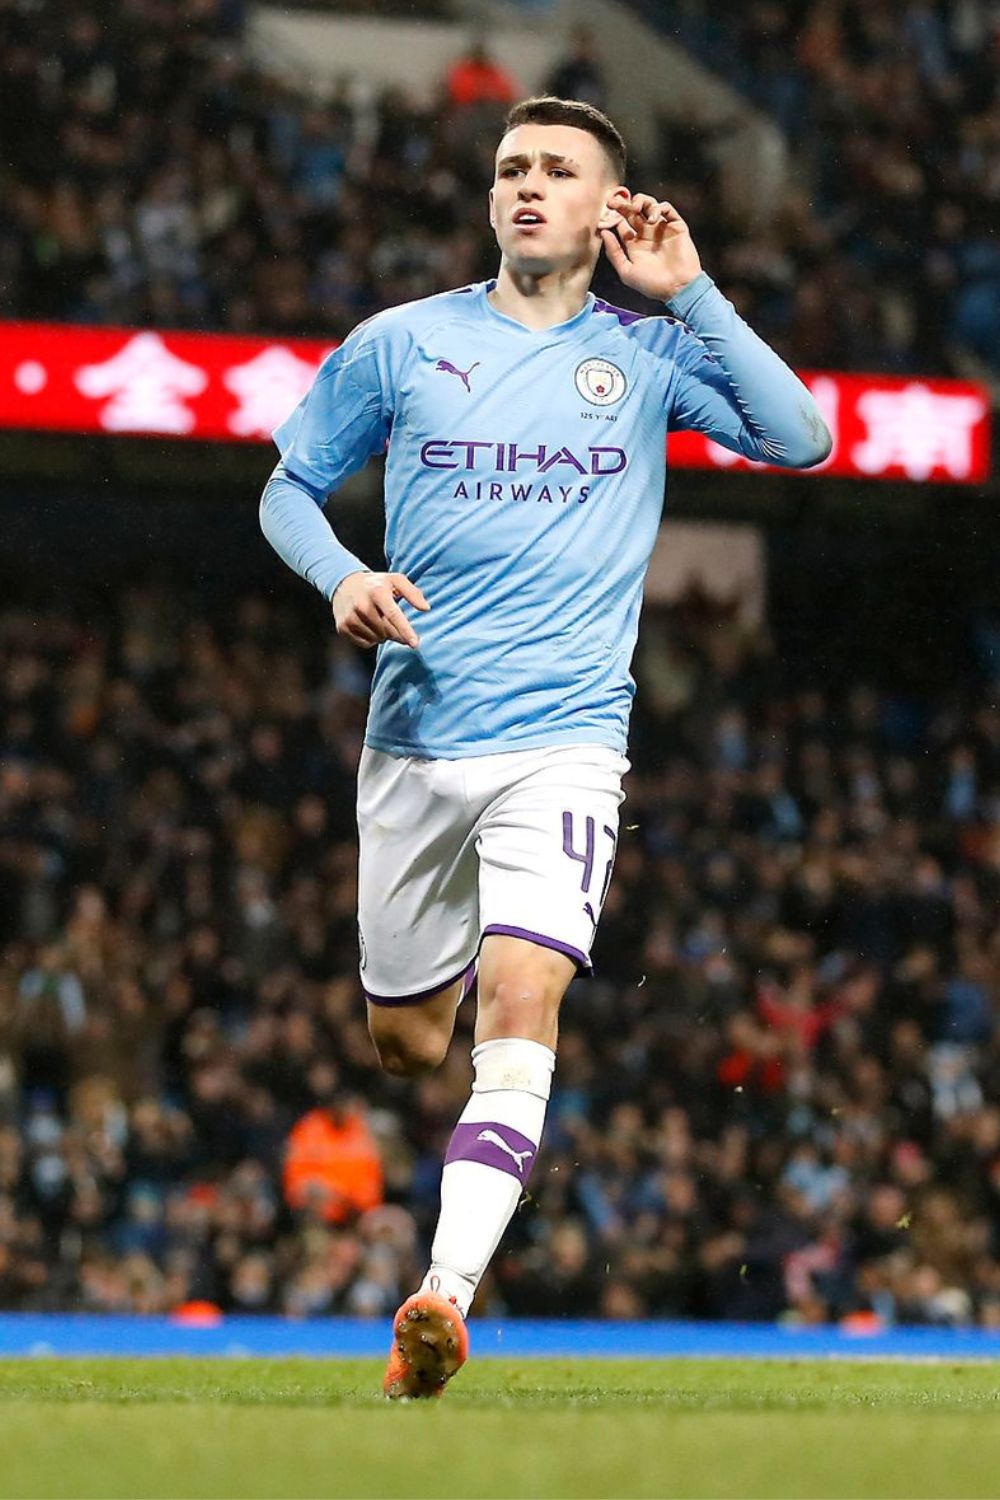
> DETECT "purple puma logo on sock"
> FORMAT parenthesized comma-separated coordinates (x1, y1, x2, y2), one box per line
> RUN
(445, 1121, 537, 1181)
(476, 1129, 534, 1173)
(435, 358, 480, 392)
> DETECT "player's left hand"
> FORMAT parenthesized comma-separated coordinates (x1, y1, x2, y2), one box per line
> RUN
(600, 193, 702, 303)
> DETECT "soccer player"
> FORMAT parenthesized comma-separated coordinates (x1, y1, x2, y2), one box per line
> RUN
(260, 96, 831, 1397)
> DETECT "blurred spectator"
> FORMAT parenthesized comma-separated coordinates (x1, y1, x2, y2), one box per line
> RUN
(445, 39, 518, 110)
(283, 1064, 384, 1224)
(543, 26, 609, 111)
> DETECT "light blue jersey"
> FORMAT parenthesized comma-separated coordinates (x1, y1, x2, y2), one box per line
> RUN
(263, 273, 829, 758)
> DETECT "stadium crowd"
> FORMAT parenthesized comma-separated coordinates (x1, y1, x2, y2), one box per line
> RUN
(660, 0, 1000, 373)
(1, 0, 998, 375)
(0, 583, 998, 1327)
(1, 0, 998, 1329)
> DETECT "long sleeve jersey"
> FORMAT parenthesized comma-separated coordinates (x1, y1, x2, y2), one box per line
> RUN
(261, 272, 830, 758)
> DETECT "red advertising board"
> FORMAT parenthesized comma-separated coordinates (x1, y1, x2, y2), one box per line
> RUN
(0, 320, 990, 484)
(668, 371, 991, 484)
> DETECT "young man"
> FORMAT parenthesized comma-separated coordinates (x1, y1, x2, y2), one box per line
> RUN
(260, 96, 831, 1397)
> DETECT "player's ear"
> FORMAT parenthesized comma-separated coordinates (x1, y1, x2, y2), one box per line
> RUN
(488, 187, 496, 229)
(597, 185, 630, 231)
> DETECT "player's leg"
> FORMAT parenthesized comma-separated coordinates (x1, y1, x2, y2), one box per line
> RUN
(475, 928, 574, 1047)
(359, 746, 486, 1398)
(384, 745, 627, 1397)
(383, 933, 572, 1400)
(403, 746, 628, 1365)
(412, 936, 574, 1322)
(414, 933, 573, 1313)
(356, 747, 480, 1078)
(366, 962, 476, 1077)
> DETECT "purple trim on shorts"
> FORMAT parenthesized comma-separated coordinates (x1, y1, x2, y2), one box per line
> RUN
(445, 1121, 538, 1181)
(365, 958, 476, 1008)
(480, 925, 592, 975)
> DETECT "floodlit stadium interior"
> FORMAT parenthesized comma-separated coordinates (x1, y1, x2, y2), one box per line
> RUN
(0, 0, 998, 1342)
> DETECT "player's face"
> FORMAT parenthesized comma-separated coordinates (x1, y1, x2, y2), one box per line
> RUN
(490, 123, 626, 275)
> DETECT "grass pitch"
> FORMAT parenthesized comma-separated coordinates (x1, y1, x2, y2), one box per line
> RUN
(0, 1357, 997, 1498)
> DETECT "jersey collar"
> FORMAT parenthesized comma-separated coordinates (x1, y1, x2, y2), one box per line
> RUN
(474, 280, 596, 339)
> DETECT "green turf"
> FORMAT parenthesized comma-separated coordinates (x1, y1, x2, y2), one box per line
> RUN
(0, 1357, 997, 1498)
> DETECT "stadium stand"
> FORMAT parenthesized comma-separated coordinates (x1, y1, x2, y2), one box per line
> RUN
(0, 0, 997, 1326)
(0, 577, 998, 1325)
(2, 0, 997, 375)
(632, 0, 1000, 378)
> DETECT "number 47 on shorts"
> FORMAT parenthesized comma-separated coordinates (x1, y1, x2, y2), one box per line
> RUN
(562, 811, 617, 927)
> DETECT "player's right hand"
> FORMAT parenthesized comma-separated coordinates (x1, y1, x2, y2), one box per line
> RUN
(332, 570, 430, 649)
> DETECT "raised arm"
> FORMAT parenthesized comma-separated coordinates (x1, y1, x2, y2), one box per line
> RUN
(601, 192, 832, 469)
(666, 272, 832, 469)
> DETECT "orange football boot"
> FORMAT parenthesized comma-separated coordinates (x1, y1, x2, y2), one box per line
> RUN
(383, 1290, 469, 1400)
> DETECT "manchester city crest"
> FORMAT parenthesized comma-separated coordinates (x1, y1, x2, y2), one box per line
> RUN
(575, 357, 627, 406)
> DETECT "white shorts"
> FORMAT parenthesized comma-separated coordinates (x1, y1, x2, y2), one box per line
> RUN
(356, 742, 629, 1005)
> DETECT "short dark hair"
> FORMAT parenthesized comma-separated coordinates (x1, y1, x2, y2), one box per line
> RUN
(501, 96, 627, 181)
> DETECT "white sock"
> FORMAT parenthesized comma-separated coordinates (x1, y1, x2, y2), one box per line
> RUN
(418, 1037, 554, 1317)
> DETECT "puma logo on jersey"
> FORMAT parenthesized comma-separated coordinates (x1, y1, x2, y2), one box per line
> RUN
(477, 1128, 534, 1172)
(436, 358, 479, 392)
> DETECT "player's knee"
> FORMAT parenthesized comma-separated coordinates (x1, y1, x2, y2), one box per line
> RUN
(369, 1020, 449, 1078)
(478, 975, 558, 1043)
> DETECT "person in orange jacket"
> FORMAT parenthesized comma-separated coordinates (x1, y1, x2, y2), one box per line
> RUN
(283, 1062, 383, 1224)
(445, 39, 518, 109)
